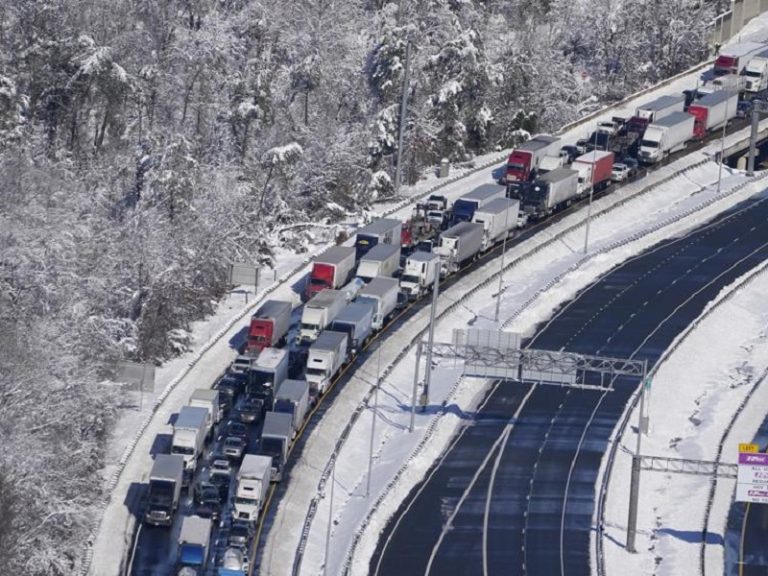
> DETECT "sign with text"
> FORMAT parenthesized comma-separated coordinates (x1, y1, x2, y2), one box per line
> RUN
(736, 450, 768, 504)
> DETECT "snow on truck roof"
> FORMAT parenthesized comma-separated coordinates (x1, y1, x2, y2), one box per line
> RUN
(359, 276, 399, 298)
(255, 347, 287, 369)
(150, 454, 184, 480)
(307, 289, 345, 307)
(406, 251, 439, 263)
(720, 40, 766, 58)
(239, 454, 272, 478)
(175, 405, 208, 428)
(190, 389, 217, 403)
(254, 299, 292, 319)
(574, 150, 613, 164)
(356, 218, 401, 236)
(313, 245, 355, 266)
(539, 167, 579, 183)
(333, 301, 375, 324)
(458, 184, 505, 202)
(276, 379, 309, 402)
(473, 197, 518, 216)
(637, 94, 685, 112)
(517, 135, 559, 151)
(311, 329, 348, 349)
(652, 111, 695, 128)
(262, 411, 293, 437)
(360, 243, 399, 261)
(693, 90, 738, 107)
(179, 515, 211, 544)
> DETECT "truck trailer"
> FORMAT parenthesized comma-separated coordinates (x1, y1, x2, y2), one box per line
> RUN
(305, 246, 356, 300)
(358, 277, 400, 331)
(248, 347, 289, 398)
(274, 379, 311, 437)
(638, 111, 695, 164)
(259, 411, 294, 482)
(297, 289, 347, 344)
(188, 388, 221, 437)
(521, 168, 580, 218)
(176, 515, 212, 576)
(451, 184, 507, 223)
(171, 406, 209, 475)
(354, 219, 402, 260)
(626, 94, 686, 137)
(503, 135, 561, 184)
(356, 243, 401, 282)
(434, 221, 484, 276)
(305, 330, 349, 395)
(687, 90, 738, 139)
(245, 299, 292, 354)
(144, 454, 184, 527)
(573, 150, 614, 193)
(399, 251, 439, 300)
(471, 197, 520, 250)
(329, 300, 375, 354)
(234, 454, 272, 522)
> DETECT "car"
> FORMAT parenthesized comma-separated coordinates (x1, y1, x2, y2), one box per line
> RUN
(194, 482, 222, 521)
(218, 373, 246, 401)
(210, 458, 232, 480)
(559, 145, 580, 164)
(238, 398, 264, 424)
(225, 420, 249, 441)
(575, 138, 590, 154)
(230, 354, 256, 375)
(220, 546, 250, 574)
(611, 162, 632, 182)
(228, 520, 255, 549)
(223, 436, 246, 461)
(207, 471, 231, 501)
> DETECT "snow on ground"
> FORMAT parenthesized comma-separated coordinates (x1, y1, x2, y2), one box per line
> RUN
(90, 12, 768, 575)
(268, 132, 768, 574)
(601, 260, 768, 576)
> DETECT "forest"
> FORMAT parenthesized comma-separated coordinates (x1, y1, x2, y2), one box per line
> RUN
(0, 0, 718, 572)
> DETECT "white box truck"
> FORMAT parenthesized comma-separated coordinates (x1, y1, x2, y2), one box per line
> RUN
(234, 454, 272, 522)
(358, 277, 399, 330)
(434, 222, 484, 276)
(744, 49, 768, 93)
(400, 251, 439, 300)
(471, 197, 520, 250)
(260, 411, 294, 482)
(356, 243, 401, 283)
(297, 289, 347, 344)
(329, 300, 375, 354)
(171, 406, 209, 474)
(176, 515, 212, 575)
(188, 389, 221, 435)
(249, 347, 289, 397)
(144, 454, 184, 527)
(274, 379, 310, 437)
(305, 330, 349, 395)
(638, 111, 695, 164)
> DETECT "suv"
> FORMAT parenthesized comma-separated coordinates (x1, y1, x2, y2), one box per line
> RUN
(194, 482, 222, 521)
(230, 355, 255, 375)
(228, 520, 255, 549)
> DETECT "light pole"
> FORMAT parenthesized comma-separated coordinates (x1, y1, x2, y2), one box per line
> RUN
(716, 93, 731, 194)
(583, 125, 600, 254)
(323, 456, 336, 576)
(421, 259, 441, 411)
(366, 341, 382, 497)
(494, 201, 512, 322)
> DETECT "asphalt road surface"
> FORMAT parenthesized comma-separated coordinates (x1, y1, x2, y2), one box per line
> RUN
(372, 191, 768, 576)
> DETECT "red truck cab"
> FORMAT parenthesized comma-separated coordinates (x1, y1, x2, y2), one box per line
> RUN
(505, 150, 533, 183)
(306, 263, 335, 300)
(247, 319, 274, 353)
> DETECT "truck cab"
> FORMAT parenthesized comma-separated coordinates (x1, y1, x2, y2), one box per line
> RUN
(176, 516, 212, 576)
(259, 411, 293, 482)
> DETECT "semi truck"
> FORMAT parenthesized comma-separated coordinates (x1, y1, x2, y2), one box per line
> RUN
(399, 251, 439, 300)
(305, 330, 349, 395)
(502, 135, 561, 184)
(245, 299, 292, 354)
(274, 379, 310, 437)
(451, 184, 507, 223)
(573, 150, 614, 193)
(426, 194, 450, 229)
(358, 277, 399, 330)
(521, 168, 580, 219)
(356, 243, 401, 282)
(687, 90, 739, 139)
(144, 454, 184, 527)
(297, 289, 347, 344)
(713, 41, 767, 76)
(176, 515, 212, 576)
(744, 49, 768, 93)
(434, 221, 484, 276)
(305, 246, 356, 300)
(171, 406, 209, 475)
(328, 300, 375, 354)
(471, 197, 520, 250)
(354, 218, 402, 260)
(234, 454, 272, 522)
(259, 411, 294, 482)
(638, 111, 695, 164)
(188, 389, 221, 438)
(625, 94, 685, 137)
(248, 347, 289, 398)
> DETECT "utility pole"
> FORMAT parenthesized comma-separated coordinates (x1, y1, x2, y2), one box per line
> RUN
(747, 98, 768, 176)
(421, 261, 440, 411)
(323, 457, 336, 576)
(393, 36, 412, 196)
(409, 340, 422, 432)
(583, 125, 600, 254)
(626, 360, 649, 553)
(494, 204, 512, 322)
(716, 94, 731, 194)
(366, 342, 382, 497)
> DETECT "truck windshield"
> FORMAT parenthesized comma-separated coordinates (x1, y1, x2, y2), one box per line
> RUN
(261, 438, 285, 459)
(171, 445, 194, 456)
(309, 277, 329, 286)
(507, 162, 525, 172)
(745, 70, 762, 77)
(235, 496, 257, 506)
(639, 140, 659, 148)
(274, 399, 294, 414)
(306, 367, 326, 377)
(401, 274, 420, 284)
(300, 323, 318, 332)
